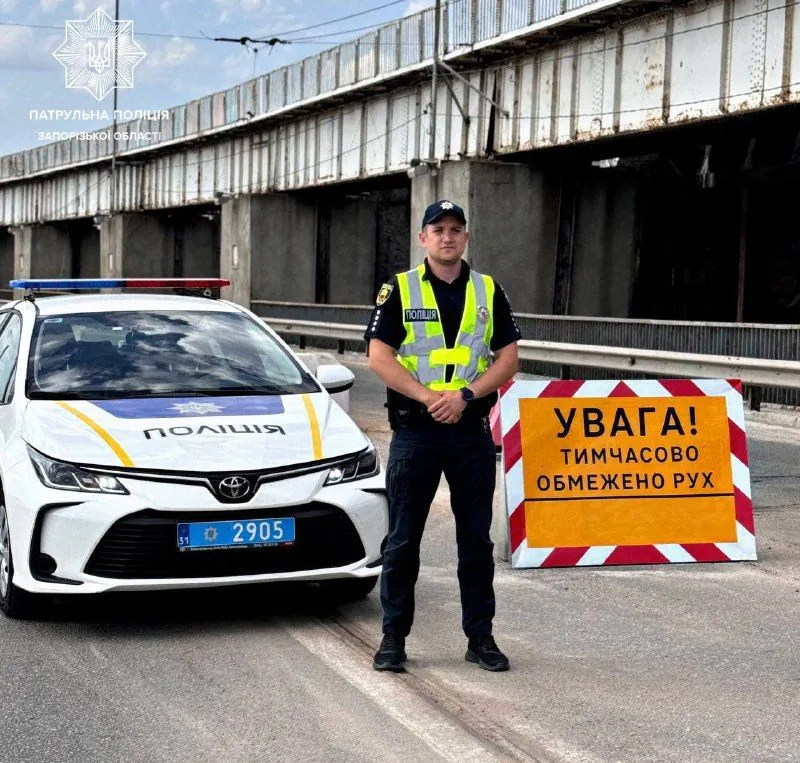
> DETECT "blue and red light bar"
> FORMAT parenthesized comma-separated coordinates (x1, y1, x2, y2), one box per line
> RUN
(10, 278, 231, 290)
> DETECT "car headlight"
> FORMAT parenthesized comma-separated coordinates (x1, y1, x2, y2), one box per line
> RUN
(324, 447, 380, 486)
(28, 446, 129, 495)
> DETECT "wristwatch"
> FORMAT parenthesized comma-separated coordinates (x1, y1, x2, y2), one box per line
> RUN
(460, 387, 475, 404)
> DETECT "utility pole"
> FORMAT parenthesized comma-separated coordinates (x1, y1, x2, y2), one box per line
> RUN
(110, 0, 119, 217)
(429, 0, 441, 162)
(108, 0, 119, 277)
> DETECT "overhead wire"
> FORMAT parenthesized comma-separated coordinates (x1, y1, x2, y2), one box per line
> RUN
(5, 0, 800, 212)
(12, 0, 799, 149)
(257, 0, 410, 38)
(0, 19, 208, 41)
(0, 0, 412, 44)
(2, 0, 795, 48)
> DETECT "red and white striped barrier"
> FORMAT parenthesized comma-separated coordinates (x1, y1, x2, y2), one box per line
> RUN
(498, 378, 756, 568)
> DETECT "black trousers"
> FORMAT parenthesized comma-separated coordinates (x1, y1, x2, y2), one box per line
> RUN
(380, 418, 497, 638)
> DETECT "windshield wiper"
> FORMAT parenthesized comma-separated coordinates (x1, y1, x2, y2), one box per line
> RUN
(175, 385, 297, 396)
(28, 390, 161, 400)
(27, 383, 306, 401)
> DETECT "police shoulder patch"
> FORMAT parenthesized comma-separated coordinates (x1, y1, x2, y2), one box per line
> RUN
(376, 282, 394, 306)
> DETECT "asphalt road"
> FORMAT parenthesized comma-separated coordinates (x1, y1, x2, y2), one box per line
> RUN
(2, 357, 800, 763)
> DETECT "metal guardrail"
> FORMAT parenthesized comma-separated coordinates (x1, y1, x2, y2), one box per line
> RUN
(263, 314, 800, 401)
(517, 340, 800, 389)
(252, 302, 800, 406)
(0, 0, 612, 181)
(266, 319, 366, 343)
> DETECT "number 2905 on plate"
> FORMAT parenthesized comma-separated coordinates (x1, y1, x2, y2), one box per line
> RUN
(177, 518, 296, 551)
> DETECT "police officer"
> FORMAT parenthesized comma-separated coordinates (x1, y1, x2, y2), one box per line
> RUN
(365, 199, 522, 672)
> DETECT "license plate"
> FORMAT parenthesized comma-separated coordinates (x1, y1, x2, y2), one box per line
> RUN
(177, 518, 296, 551)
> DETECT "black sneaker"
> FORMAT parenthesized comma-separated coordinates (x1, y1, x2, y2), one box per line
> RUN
(373, 634, 407, 672)
(465, 635, 510, 672)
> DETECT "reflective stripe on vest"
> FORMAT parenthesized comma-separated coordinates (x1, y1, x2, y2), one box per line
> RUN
(396, 264, 495, 391)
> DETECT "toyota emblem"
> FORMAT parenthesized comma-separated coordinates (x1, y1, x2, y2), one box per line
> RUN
(218, 476, 250, 500)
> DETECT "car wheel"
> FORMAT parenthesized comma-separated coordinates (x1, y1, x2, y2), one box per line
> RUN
(0, 504, 43, 620)
(319, 576, 378, 603)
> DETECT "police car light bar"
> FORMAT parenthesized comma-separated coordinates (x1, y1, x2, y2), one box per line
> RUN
(9, 278, 231, 290)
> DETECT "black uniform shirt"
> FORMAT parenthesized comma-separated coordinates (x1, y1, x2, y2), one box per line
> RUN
(364, 259, 522, 420)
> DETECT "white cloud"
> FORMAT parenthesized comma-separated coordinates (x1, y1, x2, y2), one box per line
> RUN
(213, 0, 235, 20)
(213, 0, 298, 22)
(147, 37, 196, 68)
(404, 0, 428, 15)
(0, 27, 63, 72)
(0, 0, 18, 12)
(160, 0, 171, 14)
(138, 37, 196, 83)
(221, 49, 256, 82)
(72, 0, 114, 14)
(0, 26, 34, 63)
(40, 0, 64, 11)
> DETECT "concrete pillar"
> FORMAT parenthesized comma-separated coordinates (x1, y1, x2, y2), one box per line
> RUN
(410, 160, 560, 313)
(569, 175, 638, 317)
(220, 197, 251, 308)
(221, 194, 316, 310)
(327, 196, 377, 305)
(0, 229, 13, 301)
(74, 222, 100, 278)
(100, 214, 172, 279)
(11, 224, 72, 299)
(374, 188, 411, 293)
(178, 213, 219, 277)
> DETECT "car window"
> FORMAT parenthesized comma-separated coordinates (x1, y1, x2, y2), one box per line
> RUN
(0, 313, 21, 405)
(26, 310, 320, 399)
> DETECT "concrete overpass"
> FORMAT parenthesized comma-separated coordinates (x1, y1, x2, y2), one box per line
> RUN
(1, 0, 798, 320)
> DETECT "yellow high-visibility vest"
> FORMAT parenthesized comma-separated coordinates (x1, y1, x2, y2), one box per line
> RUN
(395, 263, 495, 391)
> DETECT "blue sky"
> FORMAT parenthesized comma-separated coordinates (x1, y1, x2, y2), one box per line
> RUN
(0, 0, 426, 156)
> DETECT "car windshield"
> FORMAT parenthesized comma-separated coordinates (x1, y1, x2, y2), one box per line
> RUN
(26, 310, 319, 399)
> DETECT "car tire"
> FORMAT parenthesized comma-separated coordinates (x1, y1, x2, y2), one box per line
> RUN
(319, 576, 378, 603)
(0, 503, 44, 620)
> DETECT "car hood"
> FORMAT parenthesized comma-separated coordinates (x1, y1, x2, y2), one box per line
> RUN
(22, 394, 369, 472)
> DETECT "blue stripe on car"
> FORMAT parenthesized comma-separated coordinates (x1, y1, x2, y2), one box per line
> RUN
(89, 396, 285, 419)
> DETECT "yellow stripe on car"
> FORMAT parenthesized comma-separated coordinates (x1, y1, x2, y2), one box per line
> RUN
(301, 394, 323, 460)
(56, 401, 134, 468)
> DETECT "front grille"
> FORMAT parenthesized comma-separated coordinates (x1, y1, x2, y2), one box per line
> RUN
(84, 504, 366, 579)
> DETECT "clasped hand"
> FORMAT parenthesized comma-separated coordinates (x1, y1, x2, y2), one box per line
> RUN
(425, 390, 467, 424)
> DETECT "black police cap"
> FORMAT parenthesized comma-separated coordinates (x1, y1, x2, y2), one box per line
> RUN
(421, 200, 467, 229)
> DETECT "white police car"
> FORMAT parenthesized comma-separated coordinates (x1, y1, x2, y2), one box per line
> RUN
(0, 279, 386, 618)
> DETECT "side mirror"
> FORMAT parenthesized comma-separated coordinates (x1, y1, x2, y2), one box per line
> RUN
(316, 364, 355, 394)
(316, 364, 355, 413)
